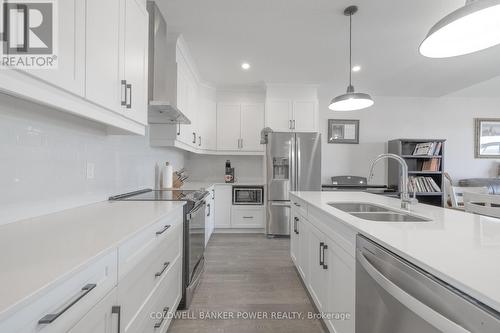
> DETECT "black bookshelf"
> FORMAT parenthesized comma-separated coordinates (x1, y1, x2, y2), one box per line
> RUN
(388, 139, 446, 207)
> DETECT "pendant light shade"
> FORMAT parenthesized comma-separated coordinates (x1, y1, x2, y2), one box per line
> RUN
(420, 0, 500, 58)
(329, 6, 374, 112)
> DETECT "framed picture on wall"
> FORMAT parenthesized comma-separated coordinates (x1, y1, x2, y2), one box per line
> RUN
(328, 119, 359, 144)
(475, 118, 500, 159)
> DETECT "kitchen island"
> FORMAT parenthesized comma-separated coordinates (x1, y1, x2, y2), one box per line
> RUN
(290, 191, 500, 333)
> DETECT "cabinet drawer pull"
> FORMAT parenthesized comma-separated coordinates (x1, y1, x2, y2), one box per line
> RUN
(322, 244, 328, 270)
(155, 261, 170, 278)
(112, 306, 121, 333)
(295, 217, 300, 234)
(154, 306, 170, 329)
(289, 120, 292, 129)
(319, 242, 324, 267)
(192, 132, 196, 144)
(38, 284, 96, 324)
(292, 119, 296, 129)
(207, 204, 211, 217)
(294, 202, 301, 207)
(177, 123, 181, 136)
(126, 83, 132, 109)
(156, 225, 171, 236)
(198, 136, 202, 147)
(242, 216, 254, 219)
(293, 216, 298, 234)
(121, 80, 127, 106)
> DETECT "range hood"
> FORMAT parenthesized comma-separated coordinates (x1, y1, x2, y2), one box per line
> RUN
(147, 2, 191, 125)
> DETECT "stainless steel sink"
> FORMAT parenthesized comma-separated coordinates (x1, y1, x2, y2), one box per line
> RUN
(328, 202, 390, 213)
(350, 212, 431, 222)
(328, 202, 431, 222)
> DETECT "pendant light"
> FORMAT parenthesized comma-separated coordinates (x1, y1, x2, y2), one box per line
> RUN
(420, 0, 500, 58)
(329, 6, 374, 112)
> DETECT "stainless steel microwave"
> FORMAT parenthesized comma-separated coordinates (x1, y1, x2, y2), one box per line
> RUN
(232, 186, 264, 205)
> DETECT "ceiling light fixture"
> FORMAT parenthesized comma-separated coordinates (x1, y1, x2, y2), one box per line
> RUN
(352, 65, 361, 72)
(241, 62, 251, 70)
(329, 6, 374, 112)
(420, 0, 500, 58)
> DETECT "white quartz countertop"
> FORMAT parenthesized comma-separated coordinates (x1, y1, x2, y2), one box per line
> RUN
(290, 191, 500, 313)
(181, 181, 265, 190)
(0, 200, 185, 314)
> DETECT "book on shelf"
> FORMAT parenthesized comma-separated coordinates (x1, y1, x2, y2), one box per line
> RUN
(408, 176, 441, 193)
(412, 141, 442, 156)
(421, 158, 441, 172)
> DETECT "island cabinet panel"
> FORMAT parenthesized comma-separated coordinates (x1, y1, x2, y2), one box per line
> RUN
(68, 288, 118, 333)
(290, 194, 356, 333)
(307, 222, 329, 312)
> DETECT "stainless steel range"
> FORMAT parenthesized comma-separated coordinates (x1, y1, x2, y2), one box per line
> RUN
(109, 188, 209, 310)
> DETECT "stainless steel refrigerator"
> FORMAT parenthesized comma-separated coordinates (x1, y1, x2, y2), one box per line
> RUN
(266, 132, 321, 236)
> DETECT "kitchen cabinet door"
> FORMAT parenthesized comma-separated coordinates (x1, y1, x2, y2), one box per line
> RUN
(266, 100, 292, 132)
(292, 101, 317, 132)
(325, 239, 355, 333)
(214, 185, 232, 228)
(296, 215, 309, 281)
(240, 104, 264, 151)
(121, 0, 148, 124)
(23, 0, 85, 96)
(231, 206, 265, 228)
(198, 86, 217, 151)
(307, 224, 328, 312)
(217, 103, 241, 151)
(69, 289, 119, 333)
(86, 0, 121, 111)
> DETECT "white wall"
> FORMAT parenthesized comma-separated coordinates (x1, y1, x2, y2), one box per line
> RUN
(0, 94, 187, 225)
(319, 85, 500, 185)
(185, 154, 265, 183)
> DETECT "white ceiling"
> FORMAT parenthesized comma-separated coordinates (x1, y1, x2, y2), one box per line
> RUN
(157, 0, 500, 97)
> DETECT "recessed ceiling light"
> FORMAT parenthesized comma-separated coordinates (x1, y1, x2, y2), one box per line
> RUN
(241, 63, 251, 70)
(352, 65, 361, 72)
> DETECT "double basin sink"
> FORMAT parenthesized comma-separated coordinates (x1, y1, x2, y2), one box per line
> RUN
(328, 202, 431, 222)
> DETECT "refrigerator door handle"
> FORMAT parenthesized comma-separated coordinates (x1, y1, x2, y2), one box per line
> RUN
(296, 136, 301, 190)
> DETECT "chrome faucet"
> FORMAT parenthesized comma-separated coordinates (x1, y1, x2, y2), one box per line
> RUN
(368, 153, 418, 210)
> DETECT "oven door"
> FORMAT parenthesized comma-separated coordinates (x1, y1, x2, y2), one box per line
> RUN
(233, 187, 263, 205)
(187, 201, 206, 282)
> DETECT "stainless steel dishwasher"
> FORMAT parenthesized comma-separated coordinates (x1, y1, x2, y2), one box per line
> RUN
(356, 235, 500, 333)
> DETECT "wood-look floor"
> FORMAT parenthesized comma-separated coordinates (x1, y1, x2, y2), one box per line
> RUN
(169, 234, 326, 333)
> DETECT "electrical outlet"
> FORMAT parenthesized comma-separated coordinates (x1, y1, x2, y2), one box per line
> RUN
(86, 162, 95, 180)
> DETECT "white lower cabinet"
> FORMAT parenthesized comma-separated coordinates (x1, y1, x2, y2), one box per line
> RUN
(214, 185, 232, 228)
(291, 202, 356, 333)
(68, 289, 119, 333)
(307, 223, 329, 312)
(0, 208, 184, 333)
(205, 186, 216, 245)
(231, 206, 265, 228)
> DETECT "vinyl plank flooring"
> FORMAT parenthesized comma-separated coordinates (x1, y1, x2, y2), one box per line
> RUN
(169, 234, 326, 333)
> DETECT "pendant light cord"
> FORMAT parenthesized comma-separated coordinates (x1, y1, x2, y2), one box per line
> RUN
(349, 12, 352, 87)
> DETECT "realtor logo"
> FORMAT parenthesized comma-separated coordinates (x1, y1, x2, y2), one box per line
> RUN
(0, 0, 58, 68)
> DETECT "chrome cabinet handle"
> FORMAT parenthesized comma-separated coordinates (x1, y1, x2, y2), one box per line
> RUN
(289, 120, 292, 129)
(156, 225, 171, 236)
(154, 262, 170, 278)
(177, 123, 181, 136)
(121, 80, 127, 106)
(240, 138, 243, 148)
(243, 216, 254, 219)
(192, 132, 196, 144)
(198, 136, 202, 147)
(112, 306, 121, 333)
(322, 244, 328, 270)
(39, 284, 97, 324)
(153, 307, 170, 329)
(293, 120, 296, 129)
(294, 202, 301, 207)
(207, 203, 211, 217)
(319, 242, 324, 267)
(294, 217, 299, 234)
(125, 84, 132, 109)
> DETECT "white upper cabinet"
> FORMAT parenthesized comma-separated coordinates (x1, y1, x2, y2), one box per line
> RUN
(217, 103, 264, 152)
(292, 101, 317, 132)
(217, 103, 241, 151)
(23, 0, 86, 97)
(265, 84, 319, 132)
(198, 85, 217, 150)
(240, 104, 265, 151)
(86, 0, 121, 112)
(120, 0, 149, 125)
(0, 0, 149, 135)
(266, 100, 292, 132)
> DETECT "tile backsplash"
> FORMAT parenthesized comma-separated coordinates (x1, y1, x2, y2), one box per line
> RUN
(0, 94, 186, 225)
